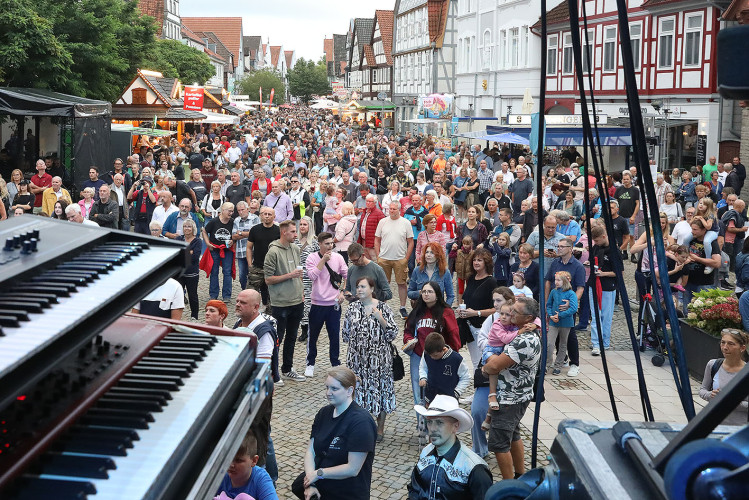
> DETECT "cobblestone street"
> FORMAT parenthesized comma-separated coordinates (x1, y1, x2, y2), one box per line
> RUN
(186, 258, 706, 499)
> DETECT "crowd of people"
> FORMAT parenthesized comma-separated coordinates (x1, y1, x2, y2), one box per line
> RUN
(3, 106, 749, 499)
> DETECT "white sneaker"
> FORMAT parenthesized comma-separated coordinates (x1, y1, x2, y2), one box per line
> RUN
(591, 347, 600, 356)
(459, 394, 474, 405)
(304, 365, 315, 377)
(282, 369, 307, 382)
(704, 266, 714, 274)
(567, 365, 580, 377)
(275, 378, 285, 387)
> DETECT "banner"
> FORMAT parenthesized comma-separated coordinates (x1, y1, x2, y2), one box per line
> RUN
(259, 87, 263, 109)
(269, 88, 275, 106)
(331, 81, 346, 98)
(417, 94, 454, 119)
(183, 86, 204, 111)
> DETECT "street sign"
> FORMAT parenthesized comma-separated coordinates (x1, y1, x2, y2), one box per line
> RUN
(377, 92, 388, 100)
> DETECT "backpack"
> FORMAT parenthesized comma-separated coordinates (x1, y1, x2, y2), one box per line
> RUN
(710, 358, 724, 380)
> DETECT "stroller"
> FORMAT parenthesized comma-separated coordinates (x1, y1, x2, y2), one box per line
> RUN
(635, 270, 668, 366)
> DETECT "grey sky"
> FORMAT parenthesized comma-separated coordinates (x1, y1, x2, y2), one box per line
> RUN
(180, 0, 396, 63)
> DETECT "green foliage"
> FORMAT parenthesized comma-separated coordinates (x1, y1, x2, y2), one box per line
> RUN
(0, 0, 157, 102)
(236, 69, 286, 104)
(141, 39, 215, 86)
(287, 58, 331, 104)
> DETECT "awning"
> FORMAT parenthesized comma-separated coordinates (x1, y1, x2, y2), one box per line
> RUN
(347, 99, 396, 110)
(0, 87, 110, 118)
(222, 104, 244, 115)
(111, 124, 177, 137)
(401, 118, 448, 124)
(201, 110, 240, 125)
(483, 125, 632, 146)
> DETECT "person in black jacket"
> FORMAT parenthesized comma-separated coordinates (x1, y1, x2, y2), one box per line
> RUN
(89, 185, 119, 229)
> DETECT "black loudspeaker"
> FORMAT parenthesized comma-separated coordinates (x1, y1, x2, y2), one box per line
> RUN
(718, 25, 749, 99)
(110, 129, 132, 165)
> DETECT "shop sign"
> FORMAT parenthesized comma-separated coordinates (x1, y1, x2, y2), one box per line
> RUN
(183, 86, 204, 111)
(182, 85, 203, 111)
(696, 135, 707, 165)
(509, 114, 608, 125)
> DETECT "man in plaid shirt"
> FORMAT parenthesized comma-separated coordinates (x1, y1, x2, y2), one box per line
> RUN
(233, 200, 261, 290)
(477, 159, 495, 205)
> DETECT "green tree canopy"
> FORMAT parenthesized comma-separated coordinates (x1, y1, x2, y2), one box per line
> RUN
(0, 0, 157, 102)
(141, 39, 215, 86)
(287, 58, 331, 104)
(236, 69, 286, 105)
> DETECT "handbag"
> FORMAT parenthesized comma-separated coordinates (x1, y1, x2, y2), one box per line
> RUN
(390, 343, 405, 381)
(320, 253, 344, 289)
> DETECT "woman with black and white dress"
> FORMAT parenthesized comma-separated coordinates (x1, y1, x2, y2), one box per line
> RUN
(296, 216, 318, 343)
(342, 276, 398, 442)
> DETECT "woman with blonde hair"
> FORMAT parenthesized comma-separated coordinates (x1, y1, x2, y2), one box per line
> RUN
(200, 180, 225, 222)
(699, 330, 748, 425)
(78, 187, 96, 219)
(7, 168, 23, 203)
(334, 201, 357, 263)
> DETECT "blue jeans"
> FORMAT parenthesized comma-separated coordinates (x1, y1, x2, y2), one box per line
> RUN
(471, 386, 490, 458)
(740, 292, 749, 332)
(683, 284, 715, 316)
(590, 289, 615, 349)
(306, 305, 341, 367)
(265, 435, 278, 483)
(209, 248, 234, 300)
(408, 351, 421, 406)
(236, 255, 249, 290)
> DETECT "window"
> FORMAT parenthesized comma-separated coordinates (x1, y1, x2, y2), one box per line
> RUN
(372, 69, 377, 84)
(603, 26, 616, 72)
(581, 29, 594, 74)
(132, 88, 147, 105)
(510, 28, 519, 68)
(523, 27, 530, 67)
(465, 37, 472, 72)
(547, 34, 558, 75)
(658, 18, 675, 69)
(684, 13, 703, 66)
(630, 22, 642, 70)
(482, 30, 492, 69)
(499, 30, 507, 69)
(562, 33, 573, 74)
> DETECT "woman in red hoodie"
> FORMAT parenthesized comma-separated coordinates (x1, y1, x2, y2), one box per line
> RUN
(403, 281, 460, 408)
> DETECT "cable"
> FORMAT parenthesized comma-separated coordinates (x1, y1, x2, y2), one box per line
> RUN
(567, 0, 619, 421)
(530, 0, 549, 469)
(578, 1, 655, 421)
(613, 0, 696, 419)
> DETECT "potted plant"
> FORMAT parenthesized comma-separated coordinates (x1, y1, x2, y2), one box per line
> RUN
(679, 289, 743, 378)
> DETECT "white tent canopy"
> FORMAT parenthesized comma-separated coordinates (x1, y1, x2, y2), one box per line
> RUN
(310, 99, 338, 109)
(200, 110, 240, 124)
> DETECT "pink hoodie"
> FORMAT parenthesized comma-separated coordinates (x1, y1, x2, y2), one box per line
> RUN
(306, 250, 349, 306)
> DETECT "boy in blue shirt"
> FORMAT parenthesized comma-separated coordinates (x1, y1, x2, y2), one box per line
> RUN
(418, 332, 472, 404)
(215, 433, 278, 500)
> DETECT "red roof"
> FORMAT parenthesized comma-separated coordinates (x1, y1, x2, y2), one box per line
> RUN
(137, 0, 164, 36)
(181, 17, 243, 68)
(324, 38, 334, 62)
(375, 10, 394, 65)
(532, 2, 570, 29)
(427, 0, 450, 47)
(284, 50, 294, 69)
(181, 25, 204, 45)
(270, 46, 282, 68)
(363, 45, 376, 67)
(205, 47, 226, 63)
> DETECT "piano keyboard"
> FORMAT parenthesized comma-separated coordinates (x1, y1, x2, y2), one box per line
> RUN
(7, 331, 254, 499)
(0, 216, 187, 411)
(0, 242, 180, 374)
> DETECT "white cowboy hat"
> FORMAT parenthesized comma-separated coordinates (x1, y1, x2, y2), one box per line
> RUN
(414, 395, 474, 433)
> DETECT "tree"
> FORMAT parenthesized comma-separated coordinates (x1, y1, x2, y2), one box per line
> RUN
(287, 58, 331, 104)
(0, 0, 157, 102)
(236, 69, 286, 105)
(0, 0, 74, 90)
(141, 39, 215, 86)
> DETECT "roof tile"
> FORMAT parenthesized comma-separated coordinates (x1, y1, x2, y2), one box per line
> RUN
(427, 0, 449, 46)
(137, 0, 164, 36)
(375, 10, 394, 66)
(324, 38, 334, 62)
(270, 46, 282, 69)
(284, 50, 294, 69)
(532, 2, 570, 29)
(182, 17, 243, 68)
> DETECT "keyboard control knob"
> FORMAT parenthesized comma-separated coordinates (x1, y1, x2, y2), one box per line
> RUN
(21, 241, 32, 254)
(3, 238, 13, 251)
(31, 229, 40, 240)
(29, 238, 38, 252)
(12, 235, 21, 248)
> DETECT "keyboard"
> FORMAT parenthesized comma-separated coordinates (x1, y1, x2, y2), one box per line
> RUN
(0, 216, 188, 409)
(1, 315, 263, 499)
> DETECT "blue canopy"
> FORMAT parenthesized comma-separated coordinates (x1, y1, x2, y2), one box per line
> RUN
(485, 125, 632, 146)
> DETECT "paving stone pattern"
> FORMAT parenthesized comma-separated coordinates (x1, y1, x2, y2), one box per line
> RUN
(187, 258, 706, 499)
